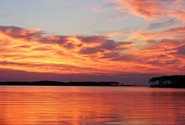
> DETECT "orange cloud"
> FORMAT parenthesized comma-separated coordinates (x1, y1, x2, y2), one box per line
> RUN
(0, 26, 184, 75)
(113, 0, 185, 21)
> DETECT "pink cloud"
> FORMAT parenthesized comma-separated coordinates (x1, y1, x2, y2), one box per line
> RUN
(112, 0, 185, 21)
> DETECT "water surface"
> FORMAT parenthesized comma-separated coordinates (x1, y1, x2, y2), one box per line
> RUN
(0, 86, 185, 125)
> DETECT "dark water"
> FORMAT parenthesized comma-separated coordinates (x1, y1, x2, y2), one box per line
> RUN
(0, 86, 185, 125)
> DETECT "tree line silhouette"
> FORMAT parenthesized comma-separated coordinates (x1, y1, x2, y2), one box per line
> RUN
(149, 75, 185, 88)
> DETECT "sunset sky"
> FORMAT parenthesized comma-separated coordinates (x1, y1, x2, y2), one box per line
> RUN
(0, 0, 185, 84)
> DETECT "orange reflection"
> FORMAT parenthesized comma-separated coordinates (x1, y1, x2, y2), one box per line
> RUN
(0, 87, 185, 125)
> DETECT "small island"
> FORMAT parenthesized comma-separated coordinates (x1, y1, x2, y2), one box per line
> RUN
(0, 81, 131, 86)
(149, 75, 185, 88)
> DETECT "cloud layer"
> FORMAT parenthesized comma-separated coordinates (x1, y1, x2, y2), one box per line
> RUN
(0, 25, 184, 75)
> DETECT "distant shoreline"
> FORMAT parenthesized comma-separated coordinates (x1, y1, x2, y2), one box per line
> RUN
(0, 81, 136, 86)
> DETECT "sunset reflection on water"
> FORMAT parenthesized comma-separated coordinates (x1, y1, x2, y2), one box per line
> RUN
(0, 86, 185, 125)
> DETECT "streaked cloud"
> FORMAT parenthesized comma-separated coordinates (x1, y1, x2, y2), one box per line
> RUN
(125, 26, 185, 41)
(146, 19, 178, 30)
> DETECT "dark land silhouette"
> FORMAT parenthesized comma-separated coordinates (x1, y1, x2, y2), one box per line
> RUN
(1, 75, 184, 87)
(149, 75, 185, 88)
(0, 81, 132, 86)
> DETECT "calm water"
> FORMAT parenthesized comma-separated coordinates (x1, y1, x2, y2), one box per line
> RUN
(0, 86, 185, 125)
